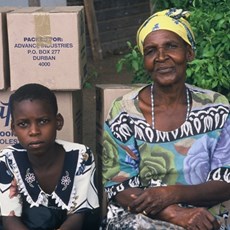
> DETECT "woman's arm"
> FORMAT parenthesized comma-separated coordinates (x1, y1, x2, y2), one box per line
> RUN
(128, 180, 230, 216)
(174, 180, 230, 206)
(114, 185, 222, 230)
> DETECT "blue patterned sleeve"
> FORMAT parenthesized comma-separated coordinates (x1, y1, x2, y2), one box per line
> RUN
(102, 98, 141, 200)
(207, 114, 230, 183)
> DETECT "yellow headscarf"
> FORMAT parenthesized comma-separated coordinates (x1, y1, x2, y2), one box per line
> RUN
(136, 8, 196, 55)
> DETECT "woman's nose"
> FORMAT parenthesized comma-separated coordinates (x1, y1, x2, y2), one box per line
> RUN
(156, 47, 167, 61)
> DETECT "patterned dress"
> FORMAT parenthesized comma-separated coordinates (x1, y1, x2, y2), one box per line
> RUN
(0, 139, 99, 230)
(102, 84, 230, 230)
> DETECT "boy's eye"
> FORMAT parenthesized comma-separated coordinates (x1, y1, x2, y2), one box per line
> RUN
(39, 118, 49, 125)
(17, 121, 28, 128)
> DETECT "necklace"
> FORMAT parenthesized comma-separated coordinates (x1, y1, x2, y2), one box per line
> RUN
(151, 84, 191, 129)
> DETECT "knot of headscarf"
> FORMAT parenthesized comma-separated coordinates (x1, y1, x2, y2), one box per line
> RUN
(136, 8, 196, 55)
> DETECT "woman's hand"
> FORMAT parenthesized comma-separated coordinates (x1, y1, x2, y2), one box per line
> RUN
(128, 187, 220, 229)
(115, 187, 145, 209)
(128, 186, 175, 215)
(157, 205, 220, 230)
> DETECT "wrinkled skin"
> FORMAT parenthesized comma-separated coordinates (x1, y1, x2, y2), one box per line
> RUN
(126, 189, 220, 230)
(116, 183, 224, 230)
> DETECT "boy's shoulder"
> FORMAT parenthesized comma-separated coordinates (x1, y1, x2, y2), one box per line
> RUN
(56, 140, 95, 165)
(0, 144, 24, 156)
(56, 139, 90, 153)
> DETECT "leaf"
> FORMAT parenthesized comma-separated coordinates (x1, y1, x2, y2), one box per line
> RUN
(217, 19, 225, 29)
(212, 81, 218, 88)
(132, 60, 139, 72)
(116, 62, 123, 73)
(208, 65, 214, 76)
(132, 50, 138, 58)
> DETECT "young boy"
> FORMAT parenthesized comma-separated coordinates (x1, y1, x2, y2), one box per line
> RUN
(0, 83, 99, 230)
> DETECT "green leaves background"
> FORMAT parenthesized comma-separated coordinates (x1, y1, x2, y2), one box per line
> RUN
(116, 0, 230, 100)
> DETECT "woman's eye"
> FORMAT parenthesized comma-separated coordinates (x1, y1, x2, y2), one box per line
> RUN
(144, 47, 156, 56)
(166, 43, 177, 49)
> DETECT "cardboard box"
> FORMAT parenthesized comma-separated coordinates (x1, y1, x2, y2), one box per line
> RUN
(95, 84, 145, 218)
(7, 6, 86, 90)
(0, 8, 14, 90)
(55, 90, 82, 144)
(0, 89, 82, 149)
(0, 0, 67, 7)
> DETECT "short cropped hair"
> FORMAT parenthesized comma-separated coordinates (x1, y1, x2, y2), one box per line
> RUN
(9, 83, 58, 118)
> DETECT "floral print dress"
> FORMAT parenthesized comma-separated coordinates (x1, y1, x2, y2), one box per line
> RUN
(102, 84, 230, 230)
(0, 140, 99, 229)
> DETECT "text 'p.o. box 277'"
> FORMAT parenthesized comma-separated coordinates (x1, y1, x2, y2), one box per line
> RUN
(7, 6, 86, 91)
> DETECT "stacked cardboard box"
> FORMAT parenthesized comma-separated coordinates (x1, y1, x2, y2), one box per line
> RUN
(7, 6, 86, 90)
(0, 8, 13, 90)
(0, 0, 67, 7)
(0, 6, 86, 149)
(0, 8, 15, 148)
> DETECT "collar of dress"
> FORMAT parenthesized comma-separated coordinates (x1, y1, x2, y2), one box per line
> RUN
(8, 142, 79, 211)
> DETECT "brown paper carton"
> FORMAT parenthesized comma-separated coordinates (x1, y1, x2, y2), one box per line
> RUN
(0, 7, 14, 90)
(7, 6, 86, 90)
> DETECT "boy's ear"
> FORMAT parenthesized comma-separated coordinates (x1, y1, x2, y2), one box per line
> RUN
(11, 120, 16, 136)
(56, 113, 64, 131)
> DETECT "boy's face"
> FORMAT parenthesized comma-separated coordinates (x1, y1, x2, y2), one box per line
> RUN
(11, 99, 63, 155)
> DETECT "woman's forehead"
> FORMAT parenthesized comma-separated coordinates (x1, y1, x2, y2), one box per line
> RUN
(144, 29, 185, 44)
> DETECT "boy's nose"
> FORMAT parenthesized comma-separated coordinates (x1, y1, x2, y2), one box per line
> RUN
(29, 124, 40, 136)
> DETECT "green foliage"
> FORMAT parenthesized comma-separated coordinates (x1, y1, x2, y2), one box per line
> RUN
(116, 41, 151, 84)
(117, 0, 230, 100)
(186, 2, 230, 100)
(150, 0, 191, 11)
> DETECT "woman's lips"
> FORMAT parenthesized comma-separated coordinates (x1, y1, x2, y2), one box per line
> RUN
(156, 67, 174, 73)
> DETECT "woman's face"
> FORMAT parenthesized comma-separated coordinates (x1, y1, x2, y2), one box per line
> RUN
(143, 30, 194, 87)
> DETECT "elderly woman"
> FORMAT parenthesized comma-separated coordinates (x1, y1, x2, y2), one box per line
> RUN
(102, 8, 230, 230)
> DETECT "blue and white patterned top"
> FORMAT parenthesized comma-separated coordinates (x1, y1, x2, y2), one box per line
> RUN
(0, 140, 99, 223)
